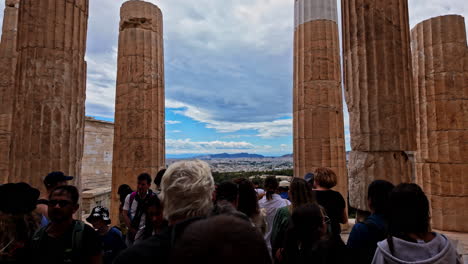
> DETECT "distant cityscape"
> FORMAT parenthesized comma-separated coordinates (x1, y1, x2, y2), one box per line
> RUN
(167, 152, 350, 173)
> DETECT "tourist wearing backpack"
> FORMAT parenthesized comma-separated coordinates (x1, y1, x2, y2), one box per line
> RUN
(31, 185, 102, 264)
(122, 173, 156, 245)
(347, 180, 394, 264)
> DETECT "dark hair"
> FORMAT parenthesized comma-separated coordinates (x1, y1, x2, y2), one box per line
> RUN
(148, 194, 163, 209)
(216, 181, 238, 203)
(138, 173, 152, 185)
(289, 178, 316, 210)
(252, 178, 263, 187)
(285, 203, 324, 260)
(154, 169, 166, 186)
(171, 215, 271, 264)
(264, 176, 279, 201)
(49, 185, 79, 204)
(367, 180, 394, 215)
(233, 178, 259, 218)
(387, 183, 430, 253)
(118, 184, 133, 205)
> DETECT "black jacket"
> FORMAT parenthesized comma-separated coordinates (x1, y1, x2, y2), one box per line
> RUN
(114, 217, 203, 264)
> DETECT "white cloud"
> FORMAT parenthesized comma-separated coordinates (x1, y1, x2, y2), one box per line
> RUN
(166, 120, 181, 125)
(170, 130, 182, 133)
(169, 100, 292, 138)
(166, 138, 284, 154)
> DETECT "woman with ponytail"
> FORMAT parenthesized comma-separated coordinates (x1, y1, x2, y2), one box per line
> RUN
(259, 176, 291, 254)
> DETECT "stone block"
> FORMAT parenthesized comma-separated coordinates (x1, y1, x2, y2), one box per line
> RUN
(348, 151, 413, 211)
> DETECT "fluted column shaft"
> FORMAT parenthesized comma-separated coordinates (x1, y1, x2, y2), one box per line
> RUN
(111, 0, 165, 224)
(411, 15, 468, 232)
(293, 0, 348, 198)
(0, 0, 19, 183)
(8, 0, 88, 193)
(342, 0, 416, 210)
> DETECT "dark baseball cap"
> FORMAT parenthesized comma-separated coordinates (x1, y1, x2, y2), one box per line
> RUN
(44, 171, 74, 187)
(304, 173, 314, 183)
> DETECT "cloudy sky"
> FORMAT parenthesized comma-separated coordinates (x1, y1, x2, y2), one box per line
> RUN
(0, 1, 466, 157)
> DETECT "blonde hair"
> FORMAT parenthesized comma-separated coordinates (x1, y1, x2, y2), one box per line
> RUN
(314, 167, 337, 189)
(160, 160, 215, 222)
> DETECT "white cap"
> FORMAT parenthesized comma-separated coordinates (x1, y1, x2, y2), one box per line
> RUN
(279, 180, 290, 187)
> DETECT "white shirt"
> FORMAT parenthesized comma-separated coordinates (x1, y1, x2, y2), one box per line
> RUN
(123, 193, 147, 241)
(259, 194, 291, 252)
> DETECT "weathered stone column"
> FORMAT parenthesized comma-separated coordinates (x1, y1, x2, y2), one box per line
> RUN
(0, 0, 19, 183)
(293, 0, 347, 198)
(111, 0, 165, 223)
(411, 15, 468, 232)
(342, 0, 416, 210)
(8, 0, 88, 192)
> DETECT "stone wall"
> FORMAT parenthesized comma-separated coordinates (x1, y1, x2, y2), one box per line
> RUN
(82, 187, 112, 215)
(81, 117, 114, 191)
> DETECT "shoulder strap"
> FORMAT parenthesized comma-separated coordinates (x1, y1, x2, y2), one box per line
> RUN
(71, 221, 85, 253)
(31, 225, 48, 249)
(128, 191, 138, 210)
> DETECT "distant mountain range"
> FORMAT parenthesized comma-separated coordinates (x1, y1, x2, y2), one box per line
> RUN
(167, 153, 293, 160)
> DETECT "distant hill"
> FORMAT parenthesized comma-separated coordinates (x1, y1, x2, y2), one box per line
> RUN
(194, 153, 265, 159)
(280, 154, 293, 158)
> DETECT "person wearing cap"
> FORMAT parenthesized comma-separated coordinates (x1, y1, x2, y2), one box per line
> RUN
(278, 181, 290, 200)
(0, 183, 41, 263)
(36, 171, 74, 227)
(304, 172, 314, 189)
(87, 206, 126, 264)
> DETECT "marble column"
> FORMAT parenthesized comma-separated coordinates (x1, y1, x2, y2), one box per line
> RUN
(8, 0, 88, 193)
(0, 0, 19, 183)
(111, 0, 165, 223)
(293, 0, 348, 199)
(342, 0, 416, 210)
(411, 15, 468, 232)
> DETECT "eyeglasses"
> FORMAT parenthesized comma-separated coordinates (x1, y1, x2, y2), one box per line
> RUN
(323, 215, 331, 225)
(49, 200, 73, 208)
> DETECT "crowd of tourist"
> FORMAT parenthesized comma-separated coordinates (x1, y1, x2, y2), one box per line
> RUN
(0, 160, 463, 264)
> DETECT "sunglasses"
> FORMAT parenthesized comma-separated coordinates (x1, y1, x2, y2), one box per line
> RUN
(49, 199, 73, 207)
(323, 215, 331, 225)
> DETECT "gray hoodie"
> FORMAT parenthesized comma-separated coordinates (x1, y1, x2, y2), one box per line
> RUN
(371, 233, 463, 264)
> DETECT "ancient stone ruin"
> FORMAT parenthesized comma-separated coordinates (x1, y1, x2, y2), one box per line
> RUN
(342, 0, 416, 211)
(0, 0, 19, 183)
(111, 0, 166, 223)
(293, 0, 348, 200)
(411, 15, 468, 232)
(2, 0, 88, 193)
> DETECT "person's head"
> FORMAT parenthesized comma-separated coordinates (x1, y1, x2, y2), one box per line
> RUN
(0, 183, 40, 215)
(86, 206, 111, 231)
(279, 180, 290, 193)
(48, 185, 79, 223)
(264, 176, 279, 200)
(137, 173, 152, 195)
(367, 180, 394, 215)
(154, 169, 166, 189)
(387, 183, 431, 237)
(160, 160, 215, 224)
(43, 171, 73, 192)
(287, 203, 327, 249)
(252, 178, 262, 189)
(233, 178, 259, 218)
(146, 195, 165, 230)
(313, 167, 337, 189)
(289, 177, 315, 209)
(215, 181, 238, 206)
(118, 184, 133, 205)
(0, 183, 40, 247)
(171, 215, 271, 264)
